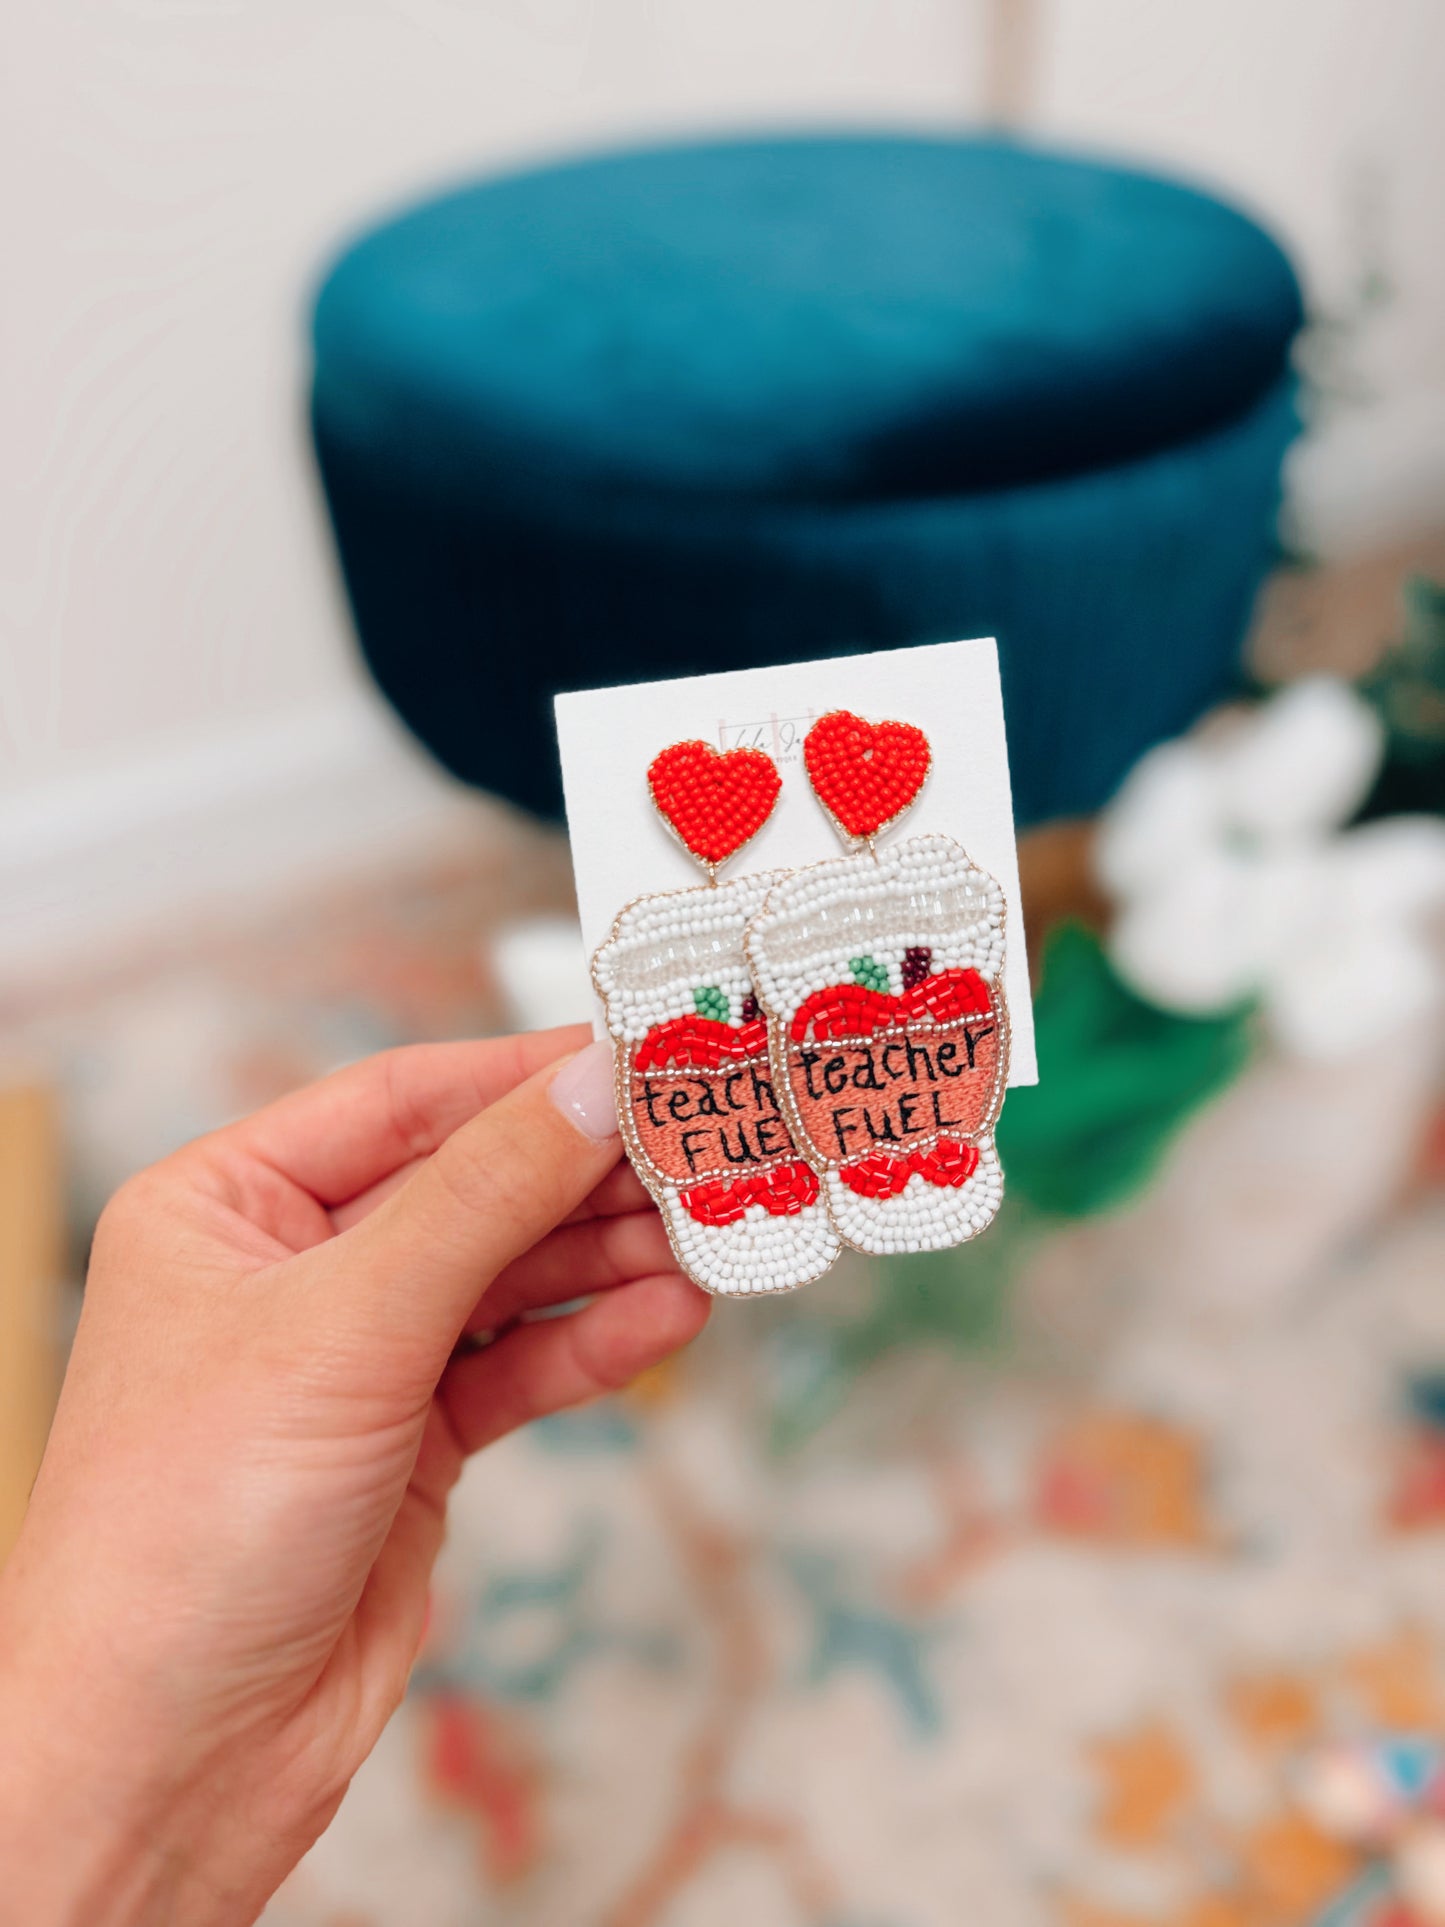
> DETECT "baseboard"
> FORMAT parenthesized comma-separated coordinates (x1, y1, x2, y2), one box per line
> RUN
(0, 693, 487, 992)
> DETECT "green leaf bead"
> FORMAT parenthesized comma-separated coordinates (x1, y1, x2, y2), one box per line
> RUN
(848, 955, 890, 994)
(692, 984, 730, 1023)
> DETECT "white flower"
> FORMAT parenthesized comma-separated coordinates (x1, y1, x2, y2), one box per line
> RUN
(1095, 677, 1445, 1060)
(490, 914, 593, 1031)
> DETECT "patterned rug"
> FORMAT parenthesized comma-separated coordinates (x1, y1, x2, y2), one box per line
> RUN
(5, 827, 1442, 1927)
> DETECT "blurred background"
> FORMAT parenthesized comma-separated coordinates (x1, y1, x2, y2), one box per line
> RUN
(3, 5, 1444, 1925)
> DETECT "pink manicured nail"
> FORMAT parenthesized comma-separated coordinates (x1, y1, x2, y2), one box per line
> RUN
(548, 1039, 619, 1142)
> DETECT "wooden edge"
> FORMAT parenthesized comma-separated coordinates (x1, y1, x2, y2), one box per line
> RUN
(0, 1083, 63, 1564)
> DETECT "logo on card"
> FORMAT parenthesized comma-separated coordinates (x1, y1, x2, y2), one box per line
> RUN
(717, 713, 818, 767)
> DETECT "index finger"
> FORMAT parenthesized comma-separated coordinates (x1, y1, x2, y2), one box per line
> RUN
(228, 1025, 593, 1206)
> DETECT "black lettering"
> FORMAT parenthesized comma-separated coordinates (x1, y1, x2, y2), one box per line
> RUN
(693, 1078, 723, 1118)
(962, 1023, 995, 1070)
(831, 1107, 859, 1157)
(756, 1117, 787, 1158)
(936, 1041, 960, 1078)
(851, 1048, 884, 1091)
(681, 1127, 711, 1174)
(642, 1080, 667, 1128)
(667, 1087, 693, 1123)
(864, 1109, 903, 1144)
(723, 1071, 746, 1111)
(719, 1123, 763, 1166)
(930, 1089, 964, 1130)
(898, 1091, 922, 1135)
(748, 1063, 776, 1112)
(882, 1042, 908, 1082)
(905, 1038, 936, 1082)
(823, 1055, 849, 1097)
(801, 1051, 824, 1100)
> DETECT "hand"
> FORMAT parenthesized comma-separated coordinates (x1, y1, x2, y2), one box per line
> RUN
(0, 1028, 707, 1925)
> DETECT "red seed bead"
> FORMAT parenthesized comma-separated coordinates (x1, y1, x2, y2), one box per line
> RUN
(803, 711, 931, 843)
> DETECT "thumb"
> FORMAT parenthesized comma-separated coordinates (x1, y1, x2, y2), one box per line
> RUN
(315, 1038, 624, 1366)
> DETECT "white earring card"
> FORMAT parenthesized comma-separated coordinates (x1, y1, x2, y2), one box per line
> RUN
(555, 637, 1036, 1088)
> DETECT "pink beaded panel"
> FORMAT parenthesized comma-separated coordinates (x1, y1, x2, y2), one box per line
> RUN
(627, 1012, 819, 1223)
(784, 974, 1003, 1189)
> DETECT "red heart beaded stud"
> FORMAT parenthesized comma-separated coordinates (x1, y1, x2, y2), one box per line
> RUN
(648, 740, 782, 880)
(803, 710, 931, 848)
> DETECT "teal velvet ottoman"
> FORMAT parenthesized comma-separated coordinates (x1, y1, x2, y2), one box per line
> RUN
(309, 136, 1302, 826)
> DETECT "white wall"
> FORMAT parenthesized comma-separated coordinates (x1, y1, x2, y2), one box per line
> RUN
(1033, 0, 1445, 554)
(1, 0, 989, 969)
(4, 0, 1442, 970)
(2, 0, 986, 803)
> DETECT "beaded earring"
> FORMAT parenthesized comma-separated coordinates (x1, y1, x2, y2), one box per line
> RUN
(591, 741, 842, 1296)
(746, 711, 1009, 1256)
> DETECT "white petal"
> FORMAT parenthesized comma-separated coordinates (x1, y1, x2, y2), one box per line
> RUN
(1107, 851, 1270, 1013)
(1214, 676, 1384, 840)
(490, 914, 593, 1031)
(1238, 844, 1335, 972)
(1263, 925, 1441, 1061)
(1094, 739, 1222, 900)
(1330, 815, 1445, 924)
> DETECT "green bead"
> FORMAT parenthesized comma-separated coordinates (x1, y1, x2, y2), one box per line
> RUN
(849, 954, 890, 994)
(692, 984, 729, 1022)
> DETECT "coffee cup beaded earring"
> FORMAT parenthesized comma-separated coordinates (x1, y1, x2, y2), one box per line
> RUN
(591, 740, 842, 1296)
(746, 711, 1009, 1256)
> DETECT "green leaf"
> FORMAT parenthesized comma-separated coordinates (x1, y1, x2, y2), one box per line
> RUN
(997, 923, 1252, 1217)
(849, 954, 890, 993)
(692, 984, 729, 1023)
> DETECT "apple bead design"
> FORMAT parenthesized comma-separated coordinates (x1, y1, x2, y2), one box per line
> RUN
(746, 836, 1008, 1256)
(591, 871, 841, 1297)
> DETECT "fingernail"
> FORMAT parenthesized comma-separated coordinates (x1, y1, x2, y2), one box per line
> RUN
(548, 1039, 619, 1142)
